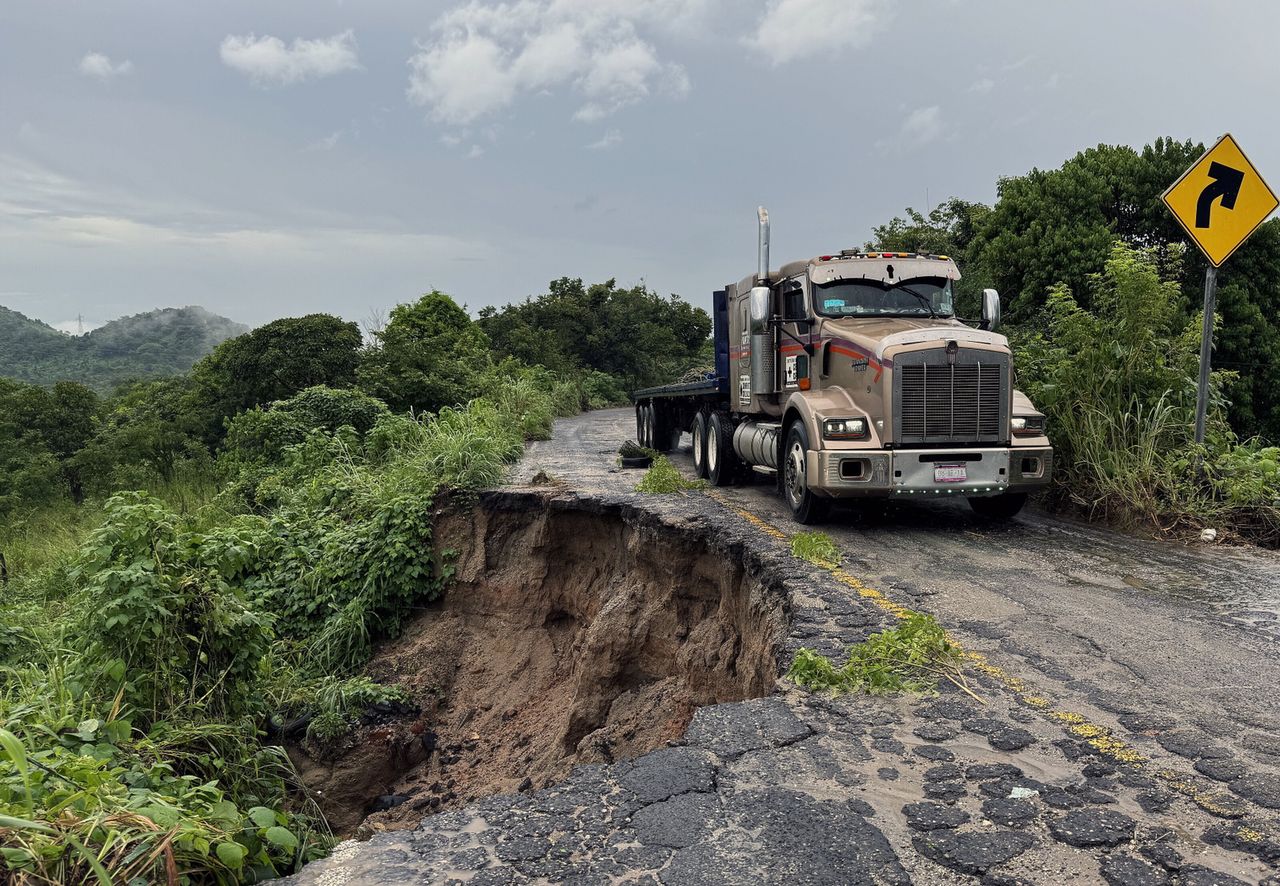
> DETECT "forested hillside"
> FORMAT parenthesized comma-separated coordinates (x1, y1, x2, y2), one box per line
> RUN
(0, 305, 248, 390)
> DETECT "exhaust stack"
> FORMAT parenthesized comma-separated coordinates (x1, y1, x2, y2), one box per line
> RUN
(757, 206, 770, 283)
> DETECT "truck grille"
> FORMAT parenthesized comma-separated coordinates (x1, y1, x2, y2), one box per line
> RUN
(894, 350, 1008, 445)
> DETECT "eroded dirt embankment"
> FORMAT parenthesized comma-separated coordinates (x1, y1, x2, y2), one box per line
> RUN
(291, 492, 789, 834)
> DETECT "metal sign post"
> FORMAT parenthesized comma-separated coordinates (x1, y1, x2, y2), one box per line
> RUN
(1162, 133, 1278, 450)
(1193, 266, 1217, 445)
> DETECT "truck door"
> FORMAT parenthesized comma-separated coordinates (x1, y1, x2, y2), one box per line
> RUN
(779, 277, 810, 393)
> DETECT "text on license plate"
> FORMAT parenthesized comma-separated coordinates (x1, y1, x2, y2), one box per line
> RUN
(934, 464, 967, 483)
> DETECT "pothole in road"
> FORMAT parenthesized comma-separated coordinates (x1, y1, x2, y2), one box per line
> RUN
(290, 494, 788, 836)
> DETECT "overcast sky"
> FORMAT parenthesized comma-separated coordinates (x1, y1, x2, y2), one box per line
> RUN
(3, 0, 1279, 333)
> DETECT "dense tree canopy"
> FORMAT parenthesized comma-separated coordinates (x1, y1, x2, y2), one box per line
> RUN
(190, 313, 362, 442)
(358, 291, 492, 414)
(478, 278, 711, 393)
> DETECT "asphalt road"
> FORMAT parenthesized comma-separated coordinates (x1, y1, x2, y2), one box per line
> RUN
(519, 409, 1280, 764)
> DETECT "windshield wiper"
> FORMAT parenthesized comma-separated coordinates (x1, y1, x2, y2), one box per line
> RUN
(891, 284, 941, 319)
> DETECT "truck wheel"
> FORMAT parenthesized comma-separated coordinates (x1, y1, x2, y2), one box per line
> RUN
(783, 423, 829, 524)
(707, 413, 738, 487)
(968, 493, 1027, 520)
(691, 412, 709, 479)
(640, 404, 655, 448)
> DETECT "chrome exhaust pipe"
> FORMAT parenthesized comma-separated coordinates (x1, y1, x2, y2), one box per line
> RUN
(757, 206, 770, 283)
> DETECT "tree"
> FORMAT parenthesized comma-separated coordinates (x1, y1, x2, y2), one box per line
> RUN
(870, 199, 993, 316)
(190, 314, 362, 443)
(358, 291, 492, 414)
(0, 380, 99, 504)
(478, 278, 711, 393)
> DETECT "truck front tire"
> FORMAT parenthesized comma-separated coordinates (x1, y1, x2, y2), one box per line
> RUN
(968, 492, 1027, 520)
(783, 422, 829, 525)
(707, 413, 738, 487)
(691, 412, 709, 479)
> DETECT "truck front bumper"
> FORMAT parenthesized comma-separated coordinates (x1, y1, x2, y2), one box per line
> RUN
(808, 447, 1053, 498)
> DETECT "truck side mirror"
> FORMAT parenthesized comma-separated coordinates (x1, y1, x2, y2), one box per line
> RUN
(749, 285, 771, 334)
(981, 289, 1001, 331)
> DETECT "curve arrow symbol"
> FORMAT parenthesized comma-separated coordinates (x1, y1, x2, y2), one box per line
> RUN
(1196, 161, 1245, 228)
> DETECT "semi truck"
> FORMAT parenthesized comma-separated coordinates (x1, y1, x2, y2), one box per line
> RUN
(632, 208, 1053, 524)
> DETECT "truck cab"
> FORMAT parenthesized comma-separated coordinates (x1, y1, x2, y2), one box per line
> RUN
(633, 209, 1053, 524)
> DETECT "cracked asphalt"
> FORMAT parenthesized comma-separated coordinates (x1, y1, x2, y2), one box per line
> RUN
(284, 409, 1280, 885)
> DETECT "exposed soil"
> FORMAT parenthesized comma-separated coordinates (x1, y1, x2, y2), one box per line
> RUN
(290, 493, 788, 835)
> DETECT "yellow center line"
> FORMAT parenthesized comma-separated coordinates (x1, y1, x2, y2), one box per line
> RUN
(703, 488, 1270, 831)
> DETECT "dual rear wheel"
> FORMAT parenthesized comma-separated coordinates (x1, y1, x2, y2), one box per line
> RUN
(690, 411, 737, 487)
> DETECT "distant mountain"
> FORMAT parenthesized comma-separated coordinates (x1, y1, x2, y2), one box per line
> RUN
(0, 305, 250, 391)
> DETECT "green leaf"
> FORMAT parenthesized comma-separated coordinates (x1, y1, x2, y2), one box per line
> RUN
(247, 806, 277, 829)
(216, 841, 248, 868)
(264, 826, 299, 851)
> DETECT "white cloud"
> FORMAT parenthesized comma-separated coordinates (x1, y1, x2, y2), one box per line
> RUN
(586, 129, 622, 150)
(220, 30, 360, 86)
(406, 1, 692, 125)
(78, 52, 133, 80)
(307, 130, 345, 151)
(746, 0, 889, 66)
(900, 106, 943, 144)
(877, 106, 944, 151)
(968, 78, 994, 94)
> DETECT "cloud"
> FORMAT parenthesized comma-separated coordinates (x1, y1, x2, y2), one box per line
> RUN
(968, 78, 994, 94)
(877, 106, 944, 151)
(900, 106, 943, 144)
(307, 130, 345, 151)
(586, 129, 623, 150)
(406, 1, 692, 125)
(746, 0, 890, 66)
(78, 52, 133, 80)
(220, 30, 360, 86)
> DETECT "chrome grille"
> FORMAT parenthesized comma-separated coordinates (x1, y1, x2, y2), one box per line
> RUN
(894, 350, 1008, 445)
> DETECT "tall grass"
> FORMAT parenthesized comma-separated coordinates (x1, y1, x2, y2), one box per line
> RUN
(1016, 242, 1280, 544)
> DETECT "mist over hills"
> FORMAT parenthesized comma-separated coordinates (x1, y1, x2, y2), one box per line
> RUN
(0, 305, 250, 391)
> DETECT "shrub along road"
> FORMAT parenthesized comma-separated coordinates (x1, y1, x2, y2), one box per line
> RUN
(286, 408, 1280, 885)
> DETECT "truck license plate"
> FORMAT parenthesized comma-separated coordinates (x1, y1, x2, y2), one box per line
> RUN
(934, 464, 967, 483)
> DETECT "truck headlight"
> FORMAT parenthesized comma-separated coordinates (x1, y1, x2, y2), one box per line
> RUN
(823, 417, 868, 440)
(1012, 415, 1046, 436)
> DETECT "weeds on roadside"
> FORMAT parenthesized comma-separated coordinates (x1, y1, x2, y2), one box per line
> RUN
(791, 531, 841, 567)
(634, 455, 708, 494)
(788, 612, 973, 698)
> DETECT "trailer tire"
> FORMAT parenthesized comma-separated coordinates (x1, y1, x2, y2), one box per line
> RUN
(783, 422, 829, 525)
(968, 492, 1027, 520)
(691, 411, 709, 479)
(707, 413, 737, 487)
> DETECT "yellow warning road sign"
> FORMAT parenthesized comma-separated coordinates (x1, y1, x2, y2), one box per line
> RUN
(1162, 133, 1278, 267)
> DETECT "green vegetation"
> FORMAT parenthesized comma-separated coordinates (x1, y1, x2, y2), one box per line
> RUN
(479, 277, 711, 396)
(0, 305, 247, 392)
(634, 455, 707, 494)
(787, 613, 967, 696)
(790, 531, 842, 567)
(0, 287, 605, 883)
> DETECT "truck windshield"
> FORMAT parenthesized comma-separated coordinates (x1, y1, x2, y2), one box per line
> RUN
(814, 277, 955, 318)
